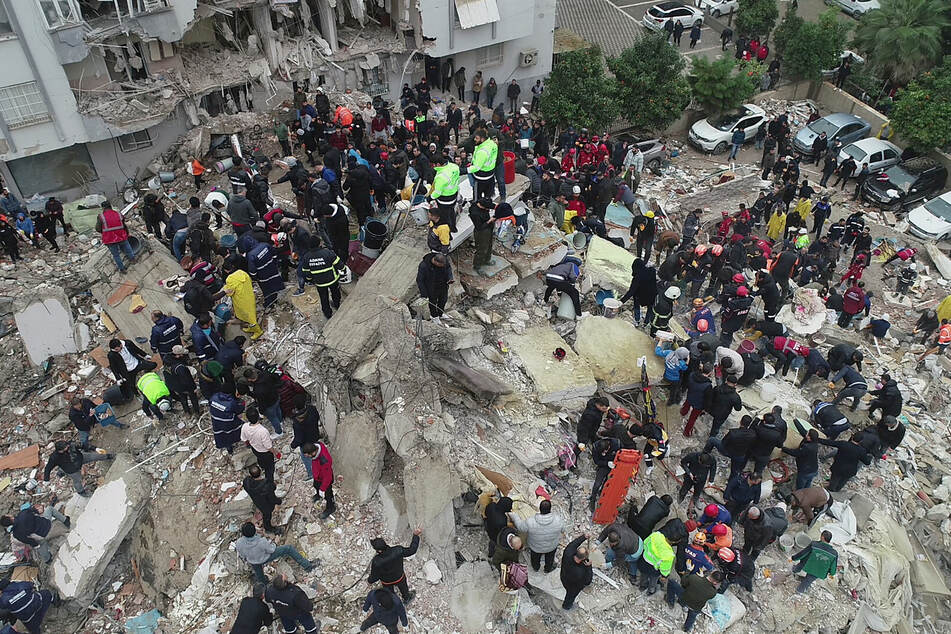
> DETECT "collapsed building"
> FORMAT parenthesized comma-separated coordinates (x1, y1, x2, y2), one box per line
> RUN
(0, 0, 555, 202)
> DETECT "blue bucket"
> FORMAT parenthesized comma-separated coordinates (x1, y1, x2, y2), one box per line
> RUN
(595, 289, 615, 306)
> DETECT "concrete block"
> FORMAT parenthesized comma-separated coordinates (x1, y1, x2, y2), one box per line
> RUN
(221, 489, 254, 518)
(13, 289, 86, 365)
(574, 316, 666, 390)
(449, 561, 509, 633)
(50, 453, 151, 601)
(403, 453, 458, 572)
(332, 412, 385, 503)
(510, 326, 596, 404)
(418, 321, 485, 351)
(429, 356, 513, 401)
(457, 256, 519, 299)
(448, 211, 474, 251)
(377, 477, 409, 537)
(584, 236, 636, 295)
(500, 223, 570, 278)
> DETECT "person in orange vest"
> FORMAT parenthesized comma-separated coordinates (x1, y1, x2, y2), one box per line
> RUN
(188, 156, 206, 192)
(918, 319, 951, 367)
(95, 200, 136, 272)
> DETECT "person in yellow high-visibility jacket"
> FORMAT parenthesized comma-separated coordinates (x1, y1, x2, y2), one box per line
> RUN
(469, 129, 498, 202)
(637, 530, 675, 594)
(223, 257, 263, 340)
(429, 154, 460, 231)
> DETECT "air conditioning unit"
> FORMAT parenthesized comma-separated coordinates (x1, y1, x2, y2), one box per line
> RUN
(519, 49, 539, 68)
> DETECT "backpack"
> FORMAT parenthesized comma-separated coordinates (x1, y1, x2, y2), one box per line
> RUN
(500, 562, 528, 591)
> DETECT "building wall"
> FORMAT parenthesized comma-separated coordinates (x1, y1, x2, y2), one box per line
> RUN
(420, 0, 536, 57)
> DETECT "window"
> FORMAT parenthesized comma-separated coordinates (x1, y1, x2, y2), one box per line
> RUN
(0, 82, 51, 129)
(7, 143, 97, 196)
(477, 43, 503, 67)
(37, 0, 80, 29)
(116, 129, 153, 152)
(0, 2, 14, 35)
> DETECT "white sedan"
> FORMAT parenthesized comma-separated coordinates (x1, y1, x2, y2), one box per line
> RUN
(908, 191, 951, 241)
(697, 0, 738, 18)
(643, 2, 705, 31)
(688, 104, 766, 154)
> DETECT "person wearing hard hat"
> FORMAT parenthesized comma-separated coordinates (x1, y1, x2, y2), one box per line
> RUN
(896, 262, 917, 300)
(702, 522, 733, 553)
(631, 209, 656, 260)
(716, 546, 754, 592)
(719, 285, 752, 347)
(677, 532, 714, 575)
(687, 298, 716, 338)
(136, 370, 172, 420)
(637, 530, 676, 594)
(650, 285, 680, 336)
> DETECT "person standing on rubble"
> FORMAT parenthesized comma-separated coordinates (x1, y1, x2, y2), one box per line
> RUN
(227, 186, 259, 236)
(820, 434, 873, 491)
(302, 441, 336, 519)
(295, 235, 345, 319)
(140, 193, 168, 240)
(241, 407, 280, 485)
(288, 393, 321, 476)
(265, 574, 320, 634)
(149, 310, 184, 361)
(163, 345, 200, 416)
(470, 129, 498, 201)
(97, 200, 136, 273)
(560, 534, 592, 609)
(223, 257, 263, 340)
(40, 440, 113, 496)
(239, 234, 285, 311)
(210, 387, 245, 454)
(791, 530, 837, 594)
(243, 463, 282, 535)
(416, 252, 453, 323)
(368, 528, 423, 603)
(360, 587, 408, 634)
(229, 583, 273, 634)
(229, 156, 254, 194)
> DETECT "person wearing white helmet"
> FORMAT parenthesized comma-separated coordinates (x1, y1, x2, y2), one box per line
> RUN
(650, 286, 680, 336)
(896, 262, 917, 299)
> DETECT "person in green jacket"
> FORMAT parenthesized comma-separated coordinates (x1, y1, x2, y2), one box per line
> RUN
(637, 530, 675, 594)
(665, 570, 722, 631)
(791, 530, 838, 593)
(429, 153, 460, 231)
(137, 371, 172, 420)
(469, 129, 498, 202)
(274, 119, 291, 157)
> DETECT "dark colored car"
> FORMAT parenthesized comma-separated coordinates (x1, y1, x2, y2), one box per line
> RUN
(861, 157, 949, 212)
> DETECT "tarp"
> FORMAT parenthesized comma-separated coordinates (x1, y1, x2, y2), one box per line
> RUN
(937, 294, 951, 322)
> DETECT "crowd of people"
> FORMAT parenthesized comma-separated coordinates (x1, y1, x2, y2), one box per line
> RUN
(0, 67, 930, 633)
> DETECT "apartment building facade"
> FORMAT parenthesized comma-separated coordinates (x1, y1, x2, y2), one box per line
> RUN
(0, 0, 554, 202)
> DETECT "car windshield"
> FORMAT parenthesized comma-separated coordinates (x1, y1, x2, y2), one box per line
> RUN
(924, 197, 951, 222)
(648, 6, 667, 17)
(808, 118, 839, 137)
(842, 145, 867, 161)
(711, 111, 745, 131)
(881, 166, 917, 192)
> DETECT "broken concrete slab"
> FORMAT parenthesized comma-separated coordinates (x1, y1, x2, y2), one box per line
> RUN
(584, 235, 635, 294)
(510, 326, 596, 404)
(457, 255, 519, 299)
(418, 321, 485, 351)
(574, 316, 667, 390)
(377, 476, 409, 537)
(449, 561, 509, 633)
(332, 411, 386, 503)
(403, 452, 459, 573)
(429, 356, 514, 402)
(50, 453, 151, 601)
(13, 289, 90, 365)
(498, 223, 569, 278)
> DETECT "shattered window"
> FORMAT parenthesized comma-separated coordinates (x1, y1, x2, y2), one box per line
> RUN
(116, 129, 153, 152)
(0, 82, 51, 128)
(37, 0, 80, 29)
(7, 143, 98, 196)
(478, 43, 503, 67)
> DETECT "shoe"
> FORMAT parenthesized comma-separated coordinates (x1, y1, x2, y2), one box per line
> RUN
(646, 585, 658, 595)
(270, 432, 283, 439)
(312, 494, 321, 503)
(319, 507, 335, 520)
(250, 330, 264, 341)
(293, 290, 305, 296)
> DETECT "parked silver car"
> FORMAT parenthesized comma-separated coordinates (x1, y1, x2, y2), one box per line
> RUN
(615, 133, 668, 170)
(793, 113, 871, 157)
(838, 138, 902, 174)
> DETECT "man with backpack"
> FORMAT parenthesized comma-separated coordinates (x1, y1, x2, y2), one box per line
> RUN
(187, 212, 217, 261)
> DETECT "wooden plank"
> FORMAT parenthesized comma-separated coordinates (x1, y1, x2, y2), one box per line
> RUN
(0, 445, 40, 471)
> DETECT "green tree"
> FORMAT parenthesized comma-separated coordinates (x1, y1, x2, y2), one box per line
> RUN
(688, 57, 761, 113)
(735, 0, 780, 38)
(774, 9, 848, 80)
(851, 0, 951, 85)
(539, 47, 619, 132)
(607, 34, 691, 133)
(890, 58, 951, 150)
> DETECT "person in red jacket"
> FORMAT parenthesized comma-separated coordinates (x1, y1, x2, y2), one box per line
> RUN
(561, 148, 576, 173)
(302, 441, 335, 519)
(838, 281, 866, 328)
(839, 253, 866, 287)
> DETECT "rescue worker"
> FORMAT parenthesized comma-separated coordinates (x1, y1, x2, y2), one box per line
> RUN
(223, 257, 263, 340)
(191, 313, 223, 360)
(136, 370, 172, 420)
(265, 575, 320, 634)
(367, 528, 422, 603)
(210, 388, 245, 454)
(429, 153, 460, 231)
(294, 236, 346, 319)
(651, 286, 681, 336)
(0, 578, 54, 634)
(240, 234, 285, 311)
(469, 129, 498, 201)
(163, 345, 200, 415)
(638, 530, 675, 594)
(149, 310, 184, 360)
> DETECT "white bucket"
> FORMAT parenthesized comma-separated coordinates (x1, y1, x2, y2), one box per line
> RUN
(778, 534, 794, 552)
(794, 533, 812, 549)
(557, 293, 577, 320)
(603, 298, 621, 319)
(568, 232, 587, 250)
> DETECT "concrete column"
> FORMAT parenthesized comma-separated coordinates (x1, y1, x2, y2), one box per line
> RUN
(251, 4, 279, 72)
(316, 0, 338, 53)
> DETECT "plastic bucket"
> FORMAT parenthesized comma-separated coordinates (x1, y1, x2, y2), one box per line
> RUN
(778, 534, 794, 553)
(557, 294, 577, 320)
(568, 232, 588, 250)
(503, 151, 516, 184)
(738, 339, 756, 354)
(159, 171, 175, 183)
(215, 158, 234, 173)
(603, 298, 621, 319)
(219, 234, 238, 253)
(794, 533, 812, 549)
(361, 219, 387, 259)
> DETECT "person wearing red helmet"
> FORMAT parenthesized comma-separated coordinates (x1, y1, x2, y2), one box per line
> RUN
(687, 298, 716, 338)
(716, 545, 754, 592)
(703, 522, 733, 553)
(719, 285, 753, 346)
(699, 503, 732, 528)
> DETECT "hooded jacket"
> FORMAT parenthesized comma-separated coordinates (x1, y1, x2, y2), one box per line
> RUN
(656, 347, 688, 382)
(750, 418, 785, 459)
(227, 194, 259, 226)
(684, 372, 713, 411)
(627, 495, 671, 539)
(709, 383, 742, 421)
(511, 512, 565, 554)
(362, 589, 408, 628)
(484, 497, 513, 542)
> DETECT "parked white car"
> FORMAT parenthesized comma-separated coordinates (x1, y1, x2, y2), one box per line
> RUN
(908, 191, 951, 240)
(643, 2, 705, 31)
(688, 104, 766, 154)
(838, 138, 902, 174)
(824, 0, 880, 17)
(697, 0, 738, 17)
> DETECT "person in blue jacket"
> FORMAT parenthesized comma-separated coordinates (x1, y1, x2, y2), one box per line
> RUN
(655, 345, 688, 403)
(14, 213, 39, 248)
(0, 578, 55, 634)
(190, 313, 223, 360)
(360, 588, 408, 633)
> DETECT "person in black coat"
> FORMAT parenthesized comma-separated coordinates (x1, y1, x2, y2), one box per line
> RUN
(738, 506, 775, 561)
(561, 535, 593, 609)
(876, 415, 905, 452)
(107, 338, 157, 399)
(215, 337, 247, 380)
(368, 529, 422, 602)
(749, 413, 785, 473)
(163, 346, 199, 415)
(288, 393, 322, 475)
(619, 259, 658, 326)
(708, 376, 743, 436)
(679, 451, 716, 507)
(230, 584, 274, 634)
(627, 494, 672, 539)
(577, 397, 609, 448)
(344, 162, 374, 225)
(867, 373, 902, 420)
(243, 464, 282, 534)
(416, 253, 453, 320)
(484, 497, 512, 558)
(782, 421, 820, 489)
(705, 415, 755, 479)
(590, 436, 621, 511)
(265, 575, 319, 634)
(0, 505, 69, 563)
(361, 588, 408, 634)
(820, 434, 873, 491)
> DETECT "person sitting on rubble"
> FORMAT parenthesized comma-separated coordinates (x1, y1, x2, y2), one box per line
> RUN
(236, 523, 315, 584)
(0, 503, 70, 564)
